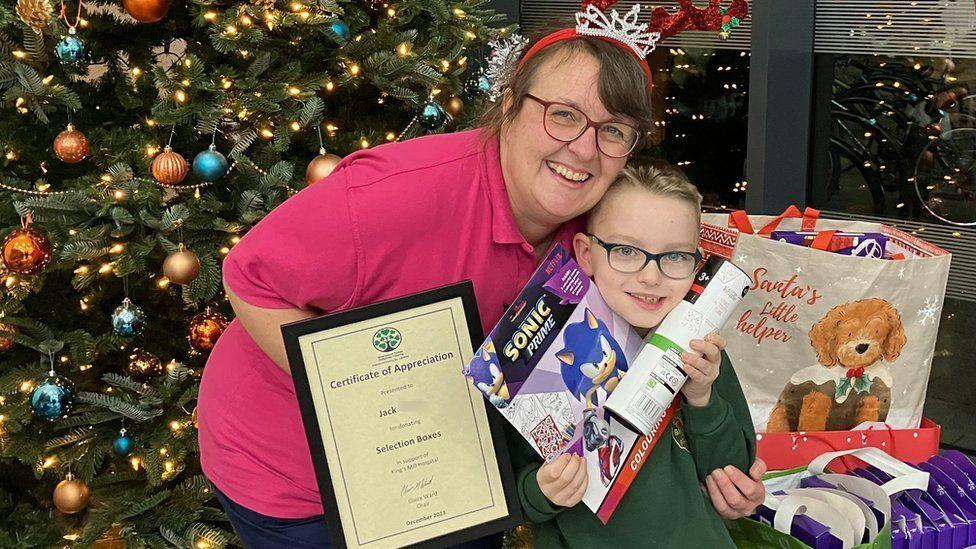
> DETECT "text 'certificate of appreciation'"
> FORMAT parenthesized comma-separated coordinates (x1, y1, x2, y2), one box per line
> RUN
(283, 282, 521, 549)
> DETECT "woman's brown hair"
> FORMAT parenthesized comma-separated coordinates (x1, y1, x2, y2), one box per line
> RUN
(479, 25, 654, 144)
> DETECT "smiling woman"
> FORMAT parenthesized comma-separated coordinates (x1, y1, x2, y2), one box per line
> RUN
(479, 33, 654, 247)
(197, 5, 765, 548)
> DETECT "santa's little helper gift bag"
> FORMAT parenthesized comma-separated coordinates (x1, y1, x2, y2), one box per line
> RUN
(700, 207, 950, 449)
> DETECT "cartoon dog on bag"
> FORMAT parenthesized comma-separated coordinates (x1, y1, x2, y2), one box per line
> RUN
(766, 298, 907, 432)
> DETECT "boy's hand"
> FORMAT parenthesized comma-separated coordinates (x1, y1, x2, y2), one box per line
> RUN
(537, 453, 588, 507)
(680, 333, 725, 407)
(706, 459, 768, 519)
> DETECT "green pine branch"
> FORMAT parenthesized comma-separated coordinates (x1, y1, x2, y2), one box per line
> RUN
(120, 489, 172, 520)
(0, 0, 503, 539)
(77, 392, 160, 422)
(183, 254, 221, 303)
(74, 442, 108, 482)
(43, 428, 96, 451)
(54, 410, 120, 429)
(102, 372, 160, 399)
(88, 469, 139, 488)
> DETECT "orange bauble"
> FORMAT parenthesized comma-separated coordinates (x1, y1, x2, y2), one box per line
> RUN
(162, 245, 200, 285)
(122, 0, 171, 22)
(53, 475, 90, 514)
(188, 311, 229, 352)
(54, 124, 89, 163)
(2, 227, 52, 274)
(305, 152, 342, 185)
(128, 348, 163, 382)
(445, 96, 464, 116)
(152, 146, 189, 185)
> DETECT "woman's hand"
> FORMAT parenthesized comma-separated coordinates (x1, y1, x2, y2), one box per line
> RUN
(681, 333, 725, 407)
(537, 454, 588, 507)
(705, 458, 767, 519)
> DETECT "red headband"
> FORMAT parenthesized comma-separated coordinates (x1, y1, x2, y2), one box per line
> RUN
(514, 0, 749, 88)
(515, 28, 654, 84)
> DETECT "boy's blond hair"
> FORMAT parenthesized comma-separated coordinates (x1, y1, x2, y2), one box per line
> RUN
(588, 161, 703, 230)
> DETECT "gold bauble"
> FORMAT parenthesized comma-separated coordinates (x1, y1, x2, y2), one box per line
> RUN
(151, 146, 189, 185)
(445, 96, 464, 117)
(0, 322, 19, 351)
(122, 0, 171, 22)
(305, 151, 342, 185)
(2, 227, 52, 274)
(188, 310, 229, 352)
(191, 406, 199, 429)
(53, 475, 90, 514)
(127, 348, 163, 382)
(54, 124, 89, 163)
(162, 245, 200, 285)
(16, 0, 53, 33)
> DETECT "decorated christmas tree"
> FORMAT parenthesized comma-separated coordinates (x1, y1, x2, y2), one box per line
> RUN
(0, 0, 503, 545)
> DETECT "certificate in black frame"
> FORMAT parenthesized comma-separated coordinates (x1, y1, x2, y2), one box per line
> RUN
(282, 281, 523, 549)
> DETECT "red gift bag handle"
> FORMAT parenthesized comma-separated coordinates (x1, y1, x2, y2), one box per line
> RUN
(810, 230, 836, 251)
(730, 206, 820, 235)
(728, 210, 755, 234)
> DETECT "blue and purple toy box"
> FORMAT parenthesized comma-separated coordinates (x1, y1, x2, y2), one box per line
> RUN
(463, 244, 676, 523)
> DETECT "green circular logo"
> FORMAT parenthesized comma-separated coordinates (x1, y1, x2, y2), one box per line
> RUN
(372, 327, 402, 352)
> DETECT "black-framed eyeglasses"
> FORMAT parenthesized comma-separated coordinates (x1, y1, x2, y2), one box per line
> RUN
(588, 234, 702, 279)
(524, 94, 641, 158)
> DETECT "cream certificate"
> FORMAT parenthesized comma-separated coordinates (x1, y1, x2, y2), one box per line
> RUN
(288, 290, 514, 548)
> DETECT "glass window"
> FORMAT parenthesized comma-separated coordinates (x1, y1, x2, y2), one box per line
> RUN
(636, 47, 751, 209)
(814, 54, 976, 223)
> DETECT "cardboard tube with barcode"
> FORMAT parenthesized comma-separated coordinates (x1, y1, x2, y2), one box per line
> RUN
(605, 256, 751, 435)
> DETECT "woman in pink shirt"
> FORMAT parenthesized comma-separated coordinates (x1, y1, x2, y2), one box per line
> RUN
(198, 25, 767, 549)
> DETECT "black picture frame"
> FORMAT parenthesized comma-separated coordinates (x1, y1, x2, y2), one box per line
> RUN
(282, 281, 523, 549)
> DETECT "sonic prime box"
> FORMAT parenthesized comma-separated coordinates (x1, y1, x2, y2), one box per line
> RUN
(463, 244, 673, 523)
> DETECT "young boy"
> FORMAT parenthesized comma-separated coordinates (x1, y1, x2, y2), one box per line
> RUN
(508, 162, 756, 547)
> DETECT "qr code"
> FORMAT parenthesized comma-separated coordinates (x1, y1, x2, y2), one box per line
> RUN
(531, 415, 564, 459)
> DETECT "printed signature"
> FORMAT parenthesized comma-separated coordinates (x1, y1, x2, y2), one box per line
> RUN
(401, 476, 434, 497)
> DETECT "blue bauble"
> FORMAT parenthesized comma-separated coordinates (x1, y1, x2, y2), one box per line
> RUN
(30, 375, 76, 421)
(111, 298, 146, 338)
(55, 34, 86, 64)
(113, 429, 134, 455)
(331, 21, 350, 40)
(418, 101, 447, 130)
(192, 146, 229, 182)
(478, 74, 491, 93)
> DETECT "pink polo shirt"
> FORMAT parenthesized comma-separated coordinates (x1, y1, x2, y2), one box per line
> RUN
(198, 129, 582, 518)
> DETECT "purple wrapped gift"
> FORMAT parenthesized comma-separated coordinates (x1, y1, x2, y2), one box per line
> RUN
(917, 466, 971, 549)
(918, 462, 976, 547)
(851, 468, 918, 548)
(771, 231, 888, 258)
(754, 494, 844, 549)
(941, 451, 976, 481)
(929, 456, 976, 502)
(864, 466, 942, 549)
(801, 475, 886, 533)
(901, 492, 954, 549)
